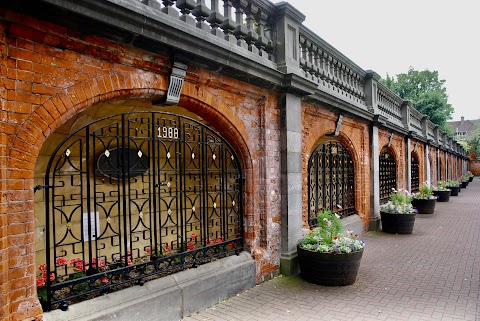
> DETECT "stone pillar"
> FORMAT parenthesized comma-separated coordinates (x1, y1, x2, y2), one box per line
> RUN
(369, 125, 381, 230)
(406, 137, 411, 191)
(273, 3, 305, 75)
(279, 93, 303, 276)
(425, 144, 431, 184)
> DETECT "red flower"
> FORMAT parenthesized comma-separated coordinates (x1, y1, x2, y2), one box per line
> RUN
(146, 248, 151, 254)
(333, 236, 338, 241)
(36, 277, 45, 287)
(187, 242, 196, 251)
(39, 263, 47, 272)
(49, 273, 55, 281)
(70, 258, 82, 267)
(205, 238, 212, 244)
(101, 277, 109, 284)
(165, 246, 172, 251)
(190, 233, 197, 240)
(56, 257, 67, 266)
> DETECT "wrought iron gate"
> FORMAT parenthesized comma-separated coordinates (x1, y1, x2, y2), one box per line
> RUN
(411, 153, 419, 193)
(379, 148, 396, 204)
(38, 112, 244, 310)
(308, 141, 355, 226)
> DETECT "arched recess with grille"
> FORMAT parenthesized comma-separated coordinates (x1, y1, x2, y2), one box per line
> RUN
(36, 110, 245, 311)
(308, 140, 355, 227)
(411, 152, 420, 193)
(379, 147, 397, 205)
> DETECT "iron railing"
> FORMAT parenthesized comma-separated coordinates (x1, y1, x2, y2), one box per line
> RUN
(308, 141, 355, 226)
(379, 149, 397, 204)
(39, 111, 243, 311)
(411, 153, 420, 193)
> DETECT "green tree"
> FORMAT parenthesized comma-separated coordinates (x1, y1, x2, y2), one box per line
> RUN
(468, 126, 480, 158)
(381, 67, 454, 127)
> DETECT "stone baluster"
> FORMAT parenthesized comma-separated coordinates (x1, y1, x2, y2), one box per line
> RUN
(326, 56, 333, 85)
(299, 36, 309, 77)
(220, 0, 237, 44)
(255, 10, 269, 58)
(177, 0, 196, 25)
(245, 4, 259, 55)
(162, 0, 179, 17)
(192, 0, 211, 31)
(207, 0, 225, 37)
(318, 50, 326, 82)
(233, 0, 248, 49)
(141, 0, 161, 10)
(310, 45, 319, 83)
(332, 59, 339, 87)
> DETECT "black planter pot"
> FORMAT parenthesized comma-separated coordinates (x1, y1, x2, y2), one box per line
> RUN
(297, 246, 363, 286)
(433, 190, 450, 202)
(412, 198, 436, 214)
(461, 181, 468, 188)
(380, 211, 416, 234)
(449, 186, 460, 196)
(469, 176, 473, 182)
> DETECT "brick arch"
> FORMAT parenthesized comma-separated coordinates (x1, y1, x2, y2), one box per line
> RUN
(9, 73, 168, 171)
(7, 72, 258, 313)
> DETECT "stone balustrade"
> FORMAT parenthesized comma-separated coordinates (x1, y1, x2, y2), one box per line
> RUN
(298, 26, 367, 110)
(137, 0, 275, 61)
(57, 0, 467, 158)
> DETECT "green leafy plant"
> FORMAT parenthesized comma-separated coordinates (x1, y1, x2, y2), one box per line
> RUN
(412, 182, 436, 200)
(446, 179, 459, 187)
(299, 208, 364, 254)
(433, 180, 449, 191)
(381, 188, 416, 214)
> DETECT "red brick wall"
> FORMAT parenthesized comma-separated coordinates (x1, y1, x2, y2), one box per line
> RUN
(469, 160, 480, 176)
(302, 104, 371, 230)
(0, 9, 280, 320)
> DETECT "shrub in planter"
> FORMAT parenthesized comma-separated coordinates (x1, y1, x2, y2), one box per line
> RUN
(411, 182, 437, 214)
(446, 179, 460, 196)
(432, 181, 450, 202)
(297, 209, 365, 286)
(380, 188, 417, 234)
(466, 171, 474, 182)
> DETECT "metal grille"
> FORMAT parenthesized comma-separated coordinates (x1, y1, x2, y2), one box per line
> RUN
(411, 153, 419, 193)
(308, 141, 355, 227)
(379, 149, 397, 204)
(39, 112, 243, 311)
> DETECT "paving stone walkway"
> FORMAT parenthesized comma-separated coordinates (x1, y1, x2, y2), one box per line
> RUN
(182, 180, 480, 321)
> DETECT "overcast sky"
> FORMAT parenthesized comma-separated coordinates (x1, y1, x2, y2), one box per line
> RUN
(270, 0, 479, 121)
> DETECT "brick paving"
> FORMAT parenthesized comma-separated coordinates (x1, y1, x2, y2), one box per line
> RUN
(183, 180, 480, 321)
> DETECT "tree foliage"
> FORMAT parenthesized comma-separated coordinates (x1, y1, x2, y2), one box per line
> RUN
(468, 126, 480, 157)
(381, 67, 454, 127)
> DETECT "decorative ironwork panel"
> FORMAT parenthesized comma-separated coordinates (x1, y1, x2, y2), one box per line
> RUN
(379, 149, 397, 204)
(40, 112, 243, 311)
(411, 153, 420, 193)
(308, 141, 355, 227)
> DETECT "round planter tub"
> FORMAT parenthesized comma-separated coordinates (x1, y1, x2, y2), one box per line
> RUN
(449, 186, 460, 196)
(380, 211, 416, 234)
(411, 198, 436, 214)
(297, 246, 363, 286)
(433, 190, 450, 202)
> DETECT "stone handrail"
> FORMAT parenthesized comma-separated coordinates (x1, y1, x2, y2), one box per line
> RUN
(65, 0, 467, 158)
(375, 83, 404, 127)
(298, 25, 367, 109)
(409, 107, 423, 136)
(138, 0, 276, 61)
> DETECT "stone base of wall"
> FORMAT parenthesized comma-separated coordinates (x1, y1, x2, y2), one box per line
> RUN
(44, 252, 256, 321)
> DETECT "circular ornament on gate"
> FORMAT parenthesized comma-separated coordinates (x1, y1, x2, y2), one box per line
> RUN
(97, 147, 149, 179)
